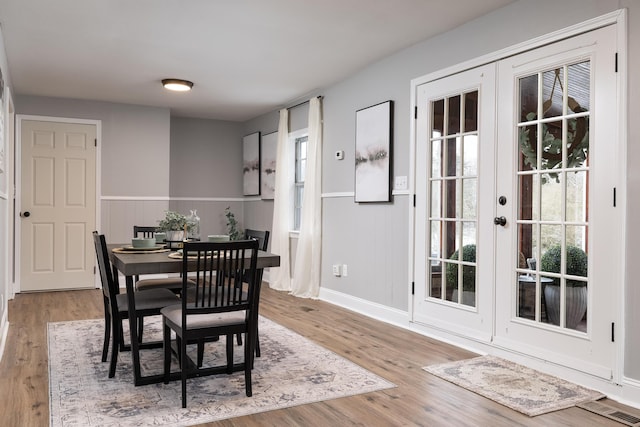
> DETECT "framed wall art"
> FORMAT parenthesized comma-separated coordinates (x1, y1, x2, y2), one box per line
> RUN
(242, 132, 261, 196)
(354, 100, 393, 203)
(260, 131, 277, 200)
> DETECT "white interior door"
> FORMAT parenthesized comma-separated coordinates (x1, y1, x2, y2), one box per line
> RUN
(494, 25, 620, 379)
(20, 119, 96, 291)
(413, 64, 496, 342)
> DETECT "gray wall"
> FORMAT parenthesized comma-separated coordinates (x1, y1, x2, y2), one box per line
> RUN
(169, 117, 243, 198)
(169, 116, 245, 238)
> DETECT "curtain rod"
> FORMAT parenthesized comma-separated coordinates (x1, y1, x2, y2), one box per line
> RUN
(287, 95, 323, 110)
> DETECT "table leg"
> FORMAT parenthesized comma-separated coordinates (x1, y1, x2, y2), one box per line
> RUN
(125, 275, 144, 385)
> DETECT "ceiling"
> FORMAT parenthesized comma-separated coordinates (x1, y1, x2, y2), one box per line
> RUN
(0, 0, 513, 122)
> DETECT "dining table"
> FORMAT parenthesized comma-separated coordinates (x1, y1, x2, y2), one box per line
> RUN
(107, 243, 281, 386)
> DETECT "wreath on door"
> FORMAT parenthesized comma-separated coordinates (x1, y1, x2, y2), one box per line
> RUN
(518, 69, 589, 183)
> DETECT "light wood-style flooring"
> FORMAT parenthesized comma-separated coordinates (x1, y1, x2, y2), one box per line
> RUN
(0, 286, 636, 426)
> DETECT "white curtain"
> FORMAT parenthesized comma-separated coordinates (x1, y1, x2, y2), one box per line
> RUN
(291, 97, 323, 298)
(269, 109, 292, 291)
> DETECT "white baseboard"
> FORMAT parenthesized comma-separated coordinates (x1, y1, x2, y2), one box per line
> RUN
(0, 309, 8, 364)
(318, 287, 408, 327)
(317, 286, 640, 410)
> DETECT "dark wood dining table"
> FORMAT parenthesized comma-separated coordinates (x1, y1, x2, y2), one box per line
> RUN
(107, 243, 280, 386)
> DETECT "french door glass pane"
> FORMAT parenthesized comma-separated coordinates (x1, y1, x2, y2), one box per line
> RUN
(515, 61, 590, 331)
(428, 90, 478, 308)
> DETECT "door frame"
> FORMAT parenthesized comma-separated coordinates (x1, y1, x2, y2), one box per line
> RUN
(15, 114, 102, 293)
(409, 9, 626, 382)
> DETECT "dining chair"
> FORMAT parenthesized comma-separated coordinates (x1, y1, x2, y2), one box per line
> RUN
(133, 225, 158, 239)
(162, 239, 261, 408)
(132, 225, 185, 294)
(193, 229, 269, 365)
(235, 229, 270, 356)
(93, 231, 180, 378)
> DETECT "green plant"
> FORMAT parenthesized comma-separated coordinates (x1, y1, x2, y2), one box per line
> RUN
(445, 244, 476, 292)
(157, 210, 195, 232)
(225, 207, 243, 240)
(540, 244, 588, 287)
(518, 81, 589, 185)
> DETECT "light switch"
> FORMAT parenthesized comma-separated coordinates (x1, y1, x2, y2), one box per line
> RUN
(394, 176, 408, 190)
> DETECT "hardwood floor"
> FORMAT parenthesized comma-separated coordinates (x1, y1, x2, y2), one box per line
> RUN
(0, 286, 635, 426)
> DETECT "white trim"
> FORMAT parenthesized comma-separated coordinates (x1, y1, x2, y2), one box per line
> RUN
(100, 196, 252, 202)
(321, 191, 354, 198)
(17, 114, 101, 126)
(15, 114, 101, 293)
(319, 287, 409, 328)
(0, 312, 8, 364)
(320, 190, 410, 199)
(101, 195, 171, 201)
(613, 8, 628, 386)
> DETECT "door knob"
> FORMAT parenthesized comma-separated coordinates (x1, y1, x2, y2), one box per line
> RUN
(22, 211, 31, 218)
(493, 216, 506, 226)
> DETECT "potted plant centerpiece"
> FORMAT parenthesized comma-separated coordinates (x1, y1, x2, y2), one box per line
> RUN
(540, 244, 588, 329)
(445, 244, 476, 307)
(157, 210, 196, 247)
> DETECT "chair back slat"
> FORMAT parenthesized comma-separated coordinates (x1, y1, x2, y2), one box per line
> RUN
(92, 231, 119, 310)
(133, 225, 158, 239)
(244, 229, 270, 251)
(182, 240, 259, 316)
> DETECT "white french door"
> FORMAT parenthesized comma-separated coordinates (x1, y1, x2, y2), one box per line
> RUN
(414, 64, 496, 342)
(494, 25, 620, 379)
(413, 24, 621, 378)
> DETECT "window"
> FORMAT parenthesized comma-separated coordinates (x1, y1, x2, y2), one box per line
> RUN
(293, 133, 308, 231)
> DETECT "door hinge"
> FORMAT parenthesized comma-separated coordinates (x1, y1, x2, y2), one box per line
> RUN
(413, 194, 416, 207)
(615, 53, 618, 73)
(613, 187, 617, 207)
(414, 106, 418, 119)
(611, 322, 615, 342)
(411, 282, 415, 295)
(93, 266, 96, 274)
(94, 138, 97, 147)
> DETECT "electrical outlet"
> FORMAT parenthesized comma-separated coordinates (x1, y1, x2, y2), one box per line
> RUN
(332, 264, 342, 277)
(342, 264, 348, 277)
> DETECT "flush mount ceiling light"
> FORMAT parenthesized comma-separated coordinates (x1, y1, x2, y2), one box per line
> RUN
(162, 79, 193, 92)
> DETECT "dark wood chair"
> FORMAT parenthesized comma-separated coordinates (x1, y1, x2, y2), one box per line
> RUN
(93, 231, 180, 378)
(193, 229, 270, 365)
(235, 229, 270, 356)
(162, 239, 261, 408)
(133, 225, 158, 239)
(133, 225, 185, 293)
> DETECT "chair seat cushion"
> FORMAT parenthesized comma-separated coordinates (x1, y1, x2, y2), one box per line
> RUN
(161, 304, 246, 330)
(135, 277, 196, 291)
(116, 288, 179, 313)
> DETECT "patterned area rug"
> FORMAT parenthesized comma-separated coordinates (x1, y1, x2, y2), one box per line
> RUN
(48, 317, 395, 426)
(424, 355, 605, 416)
